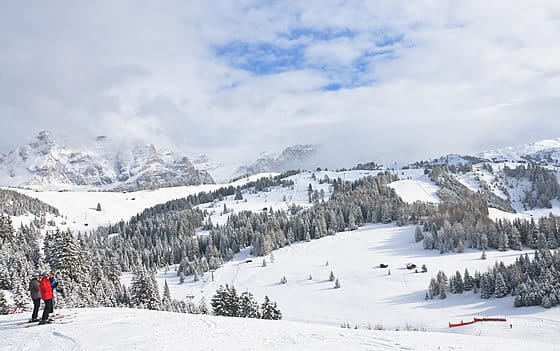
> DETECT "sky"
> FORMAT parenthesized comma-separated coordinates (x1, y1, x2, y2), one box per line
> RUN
(1, 1, 560, 167)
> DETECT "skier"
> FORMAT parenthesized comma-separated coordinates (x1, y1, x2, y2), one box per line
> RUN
(49, 270, 58, 317)
(39, 272, 54, 325)
(28, 272, 41, 322)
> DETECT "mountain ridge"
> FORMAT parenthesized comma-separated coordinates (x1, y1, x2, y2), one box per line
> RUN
(0, 131, 214, 191)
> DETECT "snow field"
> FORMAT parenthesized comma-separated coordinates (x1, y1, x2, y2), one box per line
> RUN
(0, 307, 557, 350)
(145, 223, 560, 347)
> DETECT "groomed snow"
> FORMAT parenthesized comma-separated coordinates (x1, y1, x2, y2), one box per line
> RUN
(388, 174, 440, 204)
(130, 223, 560, 348)
(0, 308, 556, 350)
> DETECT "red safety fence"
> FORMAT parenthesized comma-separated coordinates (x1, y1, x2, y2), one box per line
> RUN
(448, 320, 476, 328)
(449, 317, 507, 328)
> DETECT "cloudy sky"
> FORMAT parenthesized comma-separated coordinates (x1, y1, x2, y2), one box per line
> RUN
(1, 1, 560, 167)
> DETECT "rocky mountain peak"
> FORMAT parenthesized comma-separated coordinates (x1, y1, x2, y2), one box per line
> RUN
(0, 131, 214, 191)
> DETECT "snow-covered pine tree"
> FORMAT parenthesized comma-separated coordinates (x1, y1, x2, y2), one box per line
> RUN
(329, 271, 335, 282)
(0, 290, 8, 314)
(334, 278, 341, 289)
(463, 268, 473, 291)
(480, 273, 494, 299)
(436, 271, 448, 299)
(454, 271, 464, 294)
(45, 228, 93, 307)
(161, 280, 172, 312)
(494, 272, 509, 298)
(12, 280, 28, 310)
(238, 291, 260, 318)
(415, 225, 424, 242)
(211, 285, 229, 316)
(199, 296, 209, 315)
(225, 285, 239, 317)
(261, 296, 282, 320)
(130, 266, 160, 310)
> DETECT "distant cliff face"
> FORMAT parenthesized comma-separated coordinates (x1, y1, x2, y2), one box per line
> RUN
(236, 144, 318, 176)
(0, 131, 214, 191)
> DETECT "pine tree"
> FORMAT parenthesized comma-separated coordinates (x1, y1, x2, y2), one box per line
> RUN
(334, 278, 341, 289)
(130, 267, 160, 310)
(463, 268, 473, 291)
(454, 271, 464, 293)
(480, 274, 494, 299)
(198, 296, 209, 315)
(436, 271, 448, 299)
(415, 225, 424, 242)
(261, 296, 282, 320)
(0, 290, 8, 314)
(329, 271, 335, 282)
(225, 285, 239, 317)
(234, 189, 243, 201)
(238, 291, 260, 318)
(12, 281, 28, 310)
(96, 203, 102, 211)
(161, 280, 172, 311)
(494, 273, 509, 298)
(211, 285, 229, 316)
(481, 249, 487, 260)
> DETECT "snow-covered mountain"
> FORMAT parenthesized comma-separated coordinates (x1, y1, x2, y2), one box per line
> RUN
(0, 131, 214, 191)
(236, 144, 318, 176)
(478, 138, 560, 165)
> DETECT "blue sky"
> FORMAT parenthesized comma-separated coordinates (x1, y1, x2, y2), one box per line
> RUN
(214, 27, 402, 89)
(1, 1, 560, 167)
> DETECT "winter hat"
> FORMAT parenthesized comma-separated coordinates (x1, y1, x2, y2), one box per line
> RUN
(42, 271, 48, 277)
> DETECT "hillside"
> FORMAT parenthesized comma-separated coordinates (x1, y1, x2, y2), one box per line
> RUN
(3, 152, 560, 350)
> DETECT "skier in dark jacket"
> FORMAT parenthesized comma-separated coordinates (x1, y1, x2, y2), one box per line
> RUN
(49, 270, 58, 316)
(28, 273, 41, 322)
(39, 272, 54, 324)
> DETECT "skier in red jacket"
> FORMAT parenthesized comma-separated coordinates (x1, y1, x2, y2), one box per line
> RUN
(39, 272, 54, 325)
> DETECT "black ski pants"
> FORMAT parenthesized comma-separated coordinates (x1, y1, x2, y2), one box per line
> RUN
(41, 299, 53, 321)
(31, 298, 40, 320)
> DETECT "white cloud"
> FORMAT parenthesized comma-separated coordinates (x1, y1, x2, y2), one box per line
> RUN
(1, 1, 560, 169)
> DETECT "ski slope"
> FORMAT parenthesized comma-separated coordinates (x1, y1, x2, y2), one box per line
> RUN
(0, 308, 557, 350)
(388, 174, 440, 204)
(133, 223, 560, 348)
(6, 168, 560, 349)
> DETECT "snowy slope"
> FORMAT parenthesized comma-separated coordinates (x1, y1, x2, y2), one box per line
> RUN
(480, 138, 560, 163)
(388, 172, 440, 204)
(8, 170, 381, 231)
(0, 307, 556, 351)
(4, 167, 560, 349)
(131, 223, 560, 347)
